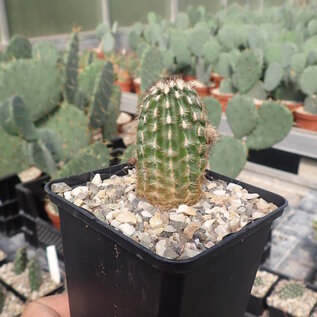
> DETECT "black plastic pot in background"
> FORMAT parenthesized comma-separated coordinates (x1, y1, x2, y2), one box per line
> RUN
(107, 137, 126, 166)
(16, 175, 63, 259)
(0, 214, 21, 236)
(0, 174, 20, 204)
(46, 164, 287, 317)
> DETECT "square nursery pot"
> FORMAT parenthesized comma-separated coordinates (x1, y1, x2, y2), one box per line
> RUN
(46, 164, 287, 317)
(0, 214, 21, 236)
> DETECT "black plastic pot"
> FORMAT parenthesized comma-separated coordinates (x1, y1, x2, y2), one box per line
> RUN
(16, 175, 63, 259)
(46, 164, 287, 317)
(0, 214, 21, 236)
(0, 174, 20, 203)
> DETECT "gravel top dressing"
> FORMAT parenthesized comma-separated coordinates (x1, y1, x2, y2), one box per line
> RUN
(1, 290, 25, 317)
(251, 270, 279, 298)
(52, 169, 277, 260)
(0, 262, 62, 300)
(267, 279, 317, 317)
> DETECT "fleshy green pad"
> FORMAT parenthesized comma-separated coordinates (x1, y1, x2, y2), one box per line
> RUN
(204, 97, 222, 128)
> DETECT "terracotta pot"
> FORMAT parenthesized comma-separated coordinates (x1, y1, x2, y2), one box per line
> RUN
(45, 201, 61, 230)
(294, 107, 317, 132)
(133, 77, 141, 95)
(183, 75, 196, 82)
(281, 100, 303, 113)
(210, 88, 234, 112)
(210, 73, 223, 89)
(115, 79, 133, 92)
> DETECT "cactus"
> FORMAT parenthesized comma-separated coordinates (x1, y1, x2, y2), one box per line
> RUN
(300, 66, 317, 96)
(304, 95, 317, 114)
(140, 47, 164, 92)
(0, 95, 38, 141)
(202, 39, 221, 65)
(32, 42, 60, 64)
(38, 103, 90, 160)
(13, 247, 28, 275)
(232, 50, 262, 94)
(291, 52, 307, 74)
(264, 63, 284, 92)
(214, 52, 233, 78)
(278, 282, 304, 300)
(308, 19, 317, 37)
(128, 23, 144, 51)
(254, 276, 264, 287)
(89, 61, 114, 129)
(170, 30, 192, 69)
(226, 96, 258, 139)
(22, 129, 62, 176)
(57, 142, 111, 178)
(219, 79, 236, 94)
(188, 27, 210, 57)
(246, 101, 293, 150)
(121, 145, 136, 163)
(209, 136, 247, 178)
(246, 81, 268, 100)
(28, 257, 43, 292)
(64, 31, 79, 104)
(306, 50, 317, 66)
(0, 58, 62, 122)
(281, 42, 298, 69)
(102, 85, 121, 140)
(96, 23, 116, 53)
(175, 12, 190, 29)
(5, 35, 32, 60)
(218, 25, 238, 51)
(136, 78, 217, 209)
(204, 97, 222, 128)
(195, 57, 212, 85)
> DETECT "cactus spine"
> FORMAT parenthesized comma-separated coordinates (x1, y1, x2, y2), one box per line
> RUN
(136, 78, 217, 209)
(28, 257, 43, 292)
(13, 247, 28, 274)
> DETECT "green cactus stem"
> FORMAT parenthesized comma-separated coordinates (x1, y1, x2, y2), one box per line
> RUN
(13, 247, 28, 275)
(28, 257, 43, 292)
(5, 35, 32, 60)
(278, 282, 304, 300)
(136, 78, 217, 209)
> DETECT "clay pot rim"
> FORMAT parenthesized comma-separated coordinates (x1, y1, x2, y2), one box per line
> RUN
(294, 107, 317, 121)
(210, 88, 234, 97)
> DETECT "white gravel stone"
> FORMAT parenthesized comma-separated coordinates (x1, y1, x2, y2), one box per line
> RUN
(51, 182, 72, 193)
(119, 223, 136, 236)
(231, 199, 242, 208)
(91, 174, 102, 185)
(141, 210, 153, 218)
(213, 190, 226, 196)
(115, 211, 137, 224)
(149, 216, 163, 228)
(155, 239, 167, 256)
(64, 191, 72, 200)
(226, 183, 242, 191)
(244, 193, 260, 200)
(71, 186, 89, 196)
(169, 213, 186, 222)
(176, 204, 197, 216)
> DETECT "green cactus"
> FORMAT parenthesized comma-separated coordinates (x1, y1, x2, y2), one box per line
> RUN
(175, 12, 190, 29)
(169, 30, 192, 68)
(264, 41, 282, 65)
(0, 286, 4, 314)
(128, 23, 144, 51)
(202, 39, 221, 65)
(140, 47, 164, 92)
(281, 42, 298, 69)
(0, 126, 28, 177)
(195, 57, 212, 85)
(278, 282, 304, 300)
(64, 31, 79, 104)
(264, 63, 284, 92)
(28, 257, 43, 292)
(304, 96, 317, 115)
(291, 53, 307, 74)
(246, 101, 293, 150)
(209, 136, 247, 179)
(0, 58, 62, 122)
(306, 50, 317, 66)
(254, 276, 264, 287)
(204, 97, 222, 128)
(121, 144, 136, 163)
(226, 96, 258, 139)
(308, 19, 317, 37)
(89, 61, 114, 129)
(188, 27, 210, 57)
(96, 22, 116, 53)
(0, 95, 38, 141)
(136, 78, 217, 209)
(214, 52, 233, 78)
(22, 128, 62, 176)
(232, 50, 262, 94)
(246, 81, 268, 100)
(300, 66, 317, 96)
(13, 247, 28, 275)
(5, 35, 32, 60)
(219, 79, 236, 94)
(57, 142, 111, 178)
(32, 42, 60, 64)
(38, 103, 90, 160)
(218, 25, 238, 51)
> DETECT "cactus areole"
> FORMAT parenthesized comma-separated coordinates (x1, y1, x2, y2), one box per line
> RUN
(136, 78, 217, 210)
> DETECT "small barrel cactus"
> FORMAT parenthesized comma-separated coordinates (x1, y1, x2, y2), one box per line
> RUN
(136, 78, 217, 209)
(28, 257, 43, 292)
(13, 247, 28, 275)
(278, 282, 304, 300)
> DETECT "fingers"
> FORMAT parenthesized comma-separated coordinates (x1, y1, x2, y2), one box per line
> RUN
(22, 293, 70, 317)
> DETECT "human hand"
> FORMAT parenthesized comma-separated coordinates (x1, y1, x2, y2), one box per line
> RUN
(22, 293, 70, 317)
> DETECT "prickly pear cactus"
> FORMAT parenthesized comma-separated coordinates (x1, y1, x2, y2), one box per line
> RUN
(136, 78, 217, 209)
(0, 95, 38, 141)
(209, 136, 247, 178)
(300, 66, 317, 96)
(214, 52, 233, 78)
(291, 53, 307, 74)
(5, 35, 32, 60)
(204, 97, 222, 128)
(188, 27, 210, 57)
(13, 247, 28, 275)
(304, 95, 317, 114)
(169, 30, 192, 68)
(64, 31, 79, 104)
(219, 79, 236, 94)
(121, 145, 136, 163)
(232, 50, 262, 94)
(0, 286, 4, 314)
(140, 47, 164, 92)
(28, 257, 43, 292)
(226, 96, 258, 139)
(278, 282, 304, 300)
(202, 39, 221, 65)
(32, 42, 60, 64)
(246, 81, 267, 100)
(57, 142, 111, 178)
(0, 59, 62, 121)
(246, 101, 293, 150)
(264, 63, 284, 92)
